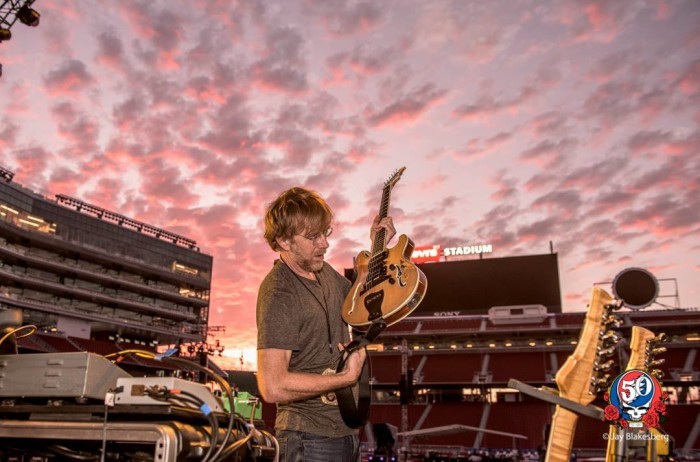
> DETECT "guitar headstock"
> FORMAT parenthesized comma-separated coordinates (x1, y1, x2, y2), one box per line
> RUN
(555, 287, 622, 405)
(384, 167, 406, 189)
(625, 326, 666, 380)
(590, 299, 625, 394)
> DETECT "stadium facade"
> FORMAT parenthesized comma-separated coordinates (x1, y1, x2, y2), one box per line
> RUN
(0, 168, 212, 348)
(334, 247, 700, 461)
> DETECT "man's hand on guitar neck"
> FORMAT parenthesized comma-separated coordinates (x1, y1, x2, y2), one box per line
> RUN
(371, 215, 396, 243)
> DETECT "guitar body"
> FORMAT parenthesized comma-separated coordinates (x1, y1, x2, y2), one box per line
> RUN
(342, 234, 427, 331)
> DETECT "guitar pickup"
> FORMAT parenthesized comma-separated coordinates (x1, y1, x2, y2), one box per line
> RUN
(359, 275, 391, 296)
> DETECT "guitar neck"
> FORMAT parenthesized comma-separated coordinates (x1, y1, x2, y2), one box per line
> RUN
(627, 326, 654, 371)
(370, 183, 392, 255)
(546, 407, 579, 462)
(547, 287, 616, 462)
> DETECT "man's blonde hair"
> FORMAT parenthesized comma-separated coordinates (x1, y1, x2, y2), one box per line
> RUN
(264, 187, 333, 251)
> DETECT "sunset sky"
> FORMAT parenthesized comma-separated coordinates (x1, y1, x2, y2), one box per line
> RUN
(1, 0, 698, 369)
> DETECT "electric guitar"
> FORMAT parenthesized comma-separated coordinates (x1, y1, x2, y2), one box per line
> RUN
(335, 167, 426, 428)
(342, 167, 427, 331)
(545, 287, 621, 462)
(605, 327, 668, 462)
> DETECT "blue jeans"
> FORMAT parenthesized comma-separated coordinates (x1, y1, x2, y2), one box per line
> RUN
(276, 430, 359, 462)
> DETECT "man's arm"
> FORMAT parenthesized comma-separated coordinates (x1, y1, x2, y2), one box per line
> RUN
(257, 346, 367, 403)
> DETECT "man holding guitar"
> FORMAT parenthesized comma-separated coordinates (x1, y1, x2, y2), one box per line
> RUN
(256, 186, 396, 462)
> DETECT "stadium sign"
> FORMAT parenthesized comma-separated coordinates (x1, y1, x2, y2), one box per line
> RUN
(411, 243, 493, 263)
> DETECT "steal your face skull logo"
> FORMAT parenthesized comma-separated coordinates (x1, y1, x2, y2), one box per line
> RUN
(606, 369, 662, 427)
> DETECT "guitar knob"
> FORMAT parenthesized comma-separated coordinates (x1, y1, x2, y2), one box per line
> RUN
(390, 264, 396, 270)
(389, 278, 396, 285)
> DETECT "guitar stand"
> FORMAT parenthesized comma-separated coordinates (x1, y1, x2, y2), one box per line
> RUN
(507, 379, 604, 420)
(335, 318, 387, 429)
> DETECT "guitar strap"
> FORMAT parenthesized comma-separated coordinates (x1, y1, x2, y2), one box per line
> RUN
(335, 319, 387, 428)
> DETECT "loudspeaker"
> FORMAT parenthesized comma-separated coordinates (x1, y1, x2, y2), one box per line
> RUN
(612, 267, 658, 310)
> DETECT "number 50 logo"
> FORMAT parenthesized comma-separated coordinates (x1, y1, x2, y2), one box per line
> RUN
(603, 369, 668, 429)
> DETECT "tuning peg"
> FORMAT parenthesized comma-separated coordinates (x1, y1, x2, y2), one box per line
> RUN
(603, 334, 621, 348)
(647, 334, 666, 350)
(605, 301, 624, 312)
(647, 346, 667, 357)
(591, 374, 611, 392)
(603, 315, 623, 328)
(599, 330, 618, 341)
(647, 358, 666, 368)
(597, 345, 617, 357)
(651, 370, 664, 380)
(594, 359, 615, 372)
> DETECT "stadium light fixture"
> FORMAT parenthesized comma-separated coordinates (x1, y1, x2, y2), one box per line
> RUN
(16, 4, 39, 27)
(1, 0, 42, 77)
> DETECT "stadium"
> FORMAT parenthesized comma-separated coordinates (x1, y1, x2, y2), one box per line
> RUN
(1, 170, 698, 461)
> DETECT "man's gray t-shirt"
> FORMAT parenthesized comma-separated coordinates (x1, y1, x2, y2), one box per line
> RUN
(256, 260, 354, 437)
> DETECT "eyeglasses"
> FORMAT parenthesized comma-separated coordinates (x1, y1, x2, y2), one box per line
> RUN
(300, 227, 333, 242)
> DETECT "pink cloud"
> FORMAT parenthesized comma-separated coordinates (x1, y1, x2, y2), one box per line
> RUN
(452, 67, 557, 123)
(616, 194, 700, 237)
(304, 0, 387, 37)
(47, 102, 102, 165)
(95, 31, 127, 71)
(13, 147, 53, 183)
(551, 0, 630, 44)
(531, 190, 582, 221)
(627, 130, 700, 157)
(517, 216, 560, 243)
(0, 119, 19, 151)
(2, 83, 31, 116)
(489, 171, 518, 202)
(559, 156, 629, 193)
(453, 132, 513, 161)
(366, 83, 447, 127)
(248, 26, 309, 94)
(519, 138, 578, 168)
(43, 60, 96, 97)
(654, 1, 672, 20)
(528, 111, 569, 137)
(137, 158, 200, 208)
(44, 166, 83, 198)
(586, 50, 631, 83)
(676, 58, 700, 94)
